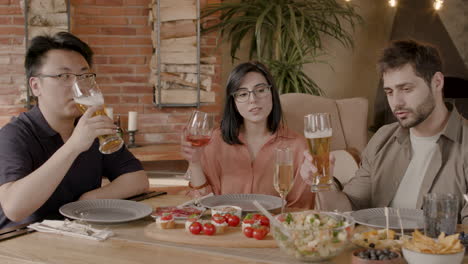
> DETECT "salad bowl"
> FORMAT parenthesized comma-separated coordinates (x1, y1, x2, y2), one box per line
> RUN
(272, 211, 355, 262)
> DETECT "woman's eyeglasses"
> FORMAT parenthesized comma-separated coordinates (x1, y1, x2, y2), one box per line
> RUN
(232, 84, 271, 103)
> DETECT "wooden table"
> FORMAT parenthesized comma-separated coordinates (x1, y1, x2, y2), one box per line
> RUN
(128, 144, 183, 162)
(1, 194, 467, 264)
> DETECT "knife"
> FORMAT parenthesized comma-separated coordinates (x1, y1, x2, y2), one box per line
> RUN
(0, 222, 36, 242)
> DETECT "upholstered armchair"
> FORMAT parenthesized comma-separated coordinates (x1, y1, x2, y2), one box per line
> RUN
(280, 93, 369, 184)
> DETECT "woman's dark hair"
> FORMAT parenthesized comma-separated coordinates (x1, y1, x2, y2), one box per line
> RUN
(221, 61, 282, 145)
(25, 32, 94, 80)
(377, 39, 443, 87)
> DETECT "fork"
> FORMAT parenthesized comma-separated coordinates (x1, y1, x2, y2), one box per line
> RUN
(177, 193, 213, 208)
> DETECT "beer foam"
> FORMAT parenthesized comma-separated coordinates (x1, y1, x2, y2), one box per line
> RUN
(74, 94, 104, 106)
(304, 129, 332, 138)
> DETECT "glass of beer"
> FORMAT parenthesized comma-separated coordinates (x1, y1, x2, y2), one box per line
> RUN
(273, 147, 294, 214)
(72, 75, 124, 154)
(184, 110, 214, 147)
(304, 113, 333, 192)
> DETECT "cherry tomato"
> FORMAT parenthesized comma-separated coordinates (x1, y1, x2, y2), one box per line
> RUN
(243, 218, 255, 225)
(262, 225, 270, 234)
(223, 213, 232, 222)
(345, 226, 352, 238)
(253, 227, 268, 240)
(189, 222, 202, 235)
(276, 214, 286, 222)
(203, 223, 216, 236)
(160, 213, 173, 221)
(259, 215, 270, 227)
(227, 215, 240, 227)
(212, 214, 226, 224)
(252, 214, 262, 221)
(243, 226, 253, 238)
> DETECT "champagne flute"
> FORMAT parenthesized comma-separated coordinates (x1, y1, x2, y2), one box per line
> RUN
(273, 147, 294, 214)
(72, 76, 124, 154)
(304, 113, 333, 192)
(184, 110, 214, 147)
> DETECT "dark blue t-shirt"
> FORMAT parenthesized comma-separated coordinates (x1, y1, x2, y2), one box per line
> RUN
(0, 106, 144, 228)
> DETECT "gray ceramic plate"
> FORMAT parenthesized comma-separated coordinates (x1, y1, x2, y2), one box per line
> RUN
(59, 199, 152, 224)
(199, 194, 283, 212)
(351, 208, 424, 230)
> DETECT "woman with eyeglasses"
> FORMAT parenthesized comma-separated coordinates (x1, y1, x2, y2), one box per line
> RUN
(181, 61, 315, 209)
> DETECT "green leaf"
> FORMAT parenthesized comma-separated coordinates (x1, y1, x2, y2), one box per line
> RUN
(285, 213, 293, 224)
(201, 0, 363, 95)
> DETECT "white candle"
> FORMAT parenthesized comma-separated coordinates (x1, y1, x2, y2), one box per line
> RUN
(105, 107, 113, 121)
(128, 111, 138, 131)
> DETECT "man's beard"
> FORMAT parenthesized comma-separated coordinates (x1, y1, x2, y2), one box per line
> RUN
(394, 93, 435, 129)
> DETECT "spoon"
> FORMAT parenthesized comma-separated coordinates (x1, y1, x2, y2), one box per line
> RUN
(252, 200, 291, 239)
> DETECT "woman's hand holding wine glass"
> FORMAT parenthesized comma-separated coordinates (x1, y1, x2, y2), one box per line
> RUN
(181, 111, 214, 162)
(181, 111, 214, 187)
(185, 111, 214, 146)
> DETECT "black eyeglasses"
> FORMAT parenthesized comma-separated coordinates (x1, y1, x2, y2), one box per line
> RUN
(35, 73, 96, 83)
(232, 84, 271, 103)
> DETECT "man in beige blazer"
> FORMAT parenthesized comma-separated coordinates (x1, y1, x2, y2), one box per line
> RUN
(301, 39, 468, 223)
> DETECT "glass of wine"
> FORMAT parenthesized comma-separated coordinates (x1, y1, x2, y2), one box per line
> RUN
(184, 110, 214, 147)
(72, 75, 124, 154)
(273, 147, 294, 214)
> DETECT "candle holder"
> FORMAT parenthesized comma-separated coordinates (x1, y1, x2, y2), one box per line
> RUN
(127, 130, 140, 148)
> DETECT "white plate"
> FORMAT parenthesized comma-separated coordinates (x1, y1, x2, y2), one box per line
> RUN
(199, 194, 283, 212)
(59, 199, 153, 224)
(351, 208, 424, 230)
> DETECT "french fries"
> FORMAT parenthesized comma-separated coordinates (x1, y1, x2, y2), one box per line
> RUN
(403, 230, 464, 254)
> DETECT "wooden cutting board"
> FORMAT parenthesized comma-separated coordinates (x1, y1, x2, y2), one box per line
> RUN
(144, 223, 278, 248)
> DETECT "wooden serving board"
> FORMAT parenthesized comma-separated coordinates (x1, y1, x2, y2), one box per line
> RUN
(144, 223, 278, 248)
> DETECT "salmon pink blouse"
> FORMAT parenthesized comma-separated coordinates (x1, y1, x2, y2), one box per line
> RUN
(191, 127, 315, 209)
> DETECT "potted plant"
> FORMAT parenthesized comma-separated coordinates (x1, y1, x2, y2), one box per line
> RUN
(202, 0, 362, 95)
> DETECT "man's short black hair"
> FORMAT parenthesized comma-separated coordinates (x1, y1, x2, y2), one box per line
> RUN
(25, 32, 93, 80)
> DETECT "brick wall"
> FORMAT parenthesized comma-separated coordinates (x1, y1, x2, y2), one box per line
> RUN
(0, 0, 223, 145)
(0, 0, 26, 125)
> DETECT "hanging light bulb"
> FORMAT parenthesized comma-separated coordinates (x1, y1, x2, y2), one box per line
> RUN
(388, 0, 397, 7)
(433, 0, 444, 10)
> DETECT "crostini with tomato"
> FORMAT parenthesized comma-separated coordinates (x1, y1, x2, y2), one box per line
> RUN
(156, 213, 176, 229)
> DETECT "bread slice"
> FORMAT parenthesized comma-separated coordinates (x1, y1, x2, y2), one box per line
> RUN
(156, 219, 176, 229)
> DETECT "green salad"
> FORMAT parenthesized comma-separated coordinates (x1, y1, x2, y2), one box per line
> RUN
(274, 212, 353, 261)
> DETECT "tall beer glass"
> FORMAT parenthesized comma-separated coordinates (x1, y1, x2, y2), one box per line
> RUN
(304, 113, 332, 192)
(72, 77, 124, 154)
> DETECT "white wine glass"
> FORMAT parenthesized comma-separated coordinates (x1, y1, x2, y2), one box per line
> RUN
(273, 147, 294, 214)
(184, 110, 214, 147)
(304, 113, 333, 192)
(72, 75, 124, 154)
